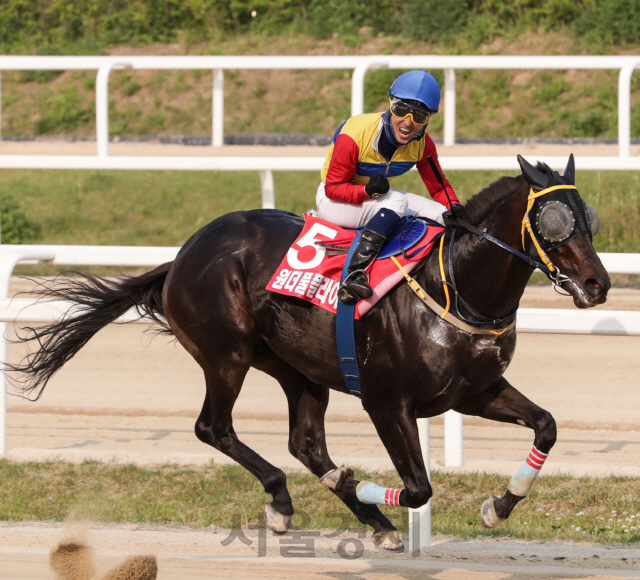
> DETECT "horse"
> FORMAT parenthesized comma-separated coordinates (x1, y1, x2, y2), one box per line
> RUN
(9, 154, 609, 551)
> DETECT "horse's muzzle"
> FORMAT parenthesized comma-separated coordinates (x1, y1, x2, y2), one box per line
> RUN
(583, 275, 610, 303)
(565, 273, 610, 308)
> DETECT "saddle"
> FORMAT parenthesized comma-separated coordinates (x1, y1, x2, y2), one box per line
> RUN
(318, 217, 430, 260)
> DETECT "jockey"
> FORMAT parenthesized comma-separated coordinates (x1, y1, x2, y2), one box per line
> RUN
(316, 70, 460, 304)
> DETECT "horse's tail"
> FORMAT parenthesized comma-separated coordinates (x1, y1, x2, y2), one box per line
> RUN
(7, 262, 173, 400)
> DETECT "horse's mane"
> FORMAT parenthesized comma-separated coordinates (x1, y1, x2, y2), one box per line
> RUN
(459, 162, 557, 225)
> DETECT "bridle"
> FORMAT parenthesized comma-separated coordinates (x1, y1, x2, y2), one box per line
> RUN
(394, 160, 592, 335)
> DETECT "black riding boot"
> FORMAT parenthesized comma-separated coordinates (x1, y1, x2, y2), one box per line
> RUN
(337, 228, 387, 304)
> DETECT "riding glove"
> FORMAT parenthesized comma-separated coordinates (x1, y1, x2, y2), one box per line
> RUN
(365, 174, 390, 198)
(443, 204, 463, 228)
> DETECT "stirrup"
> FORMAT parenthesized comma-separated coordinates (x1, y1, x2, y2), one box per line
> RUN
(338, 270, 372, 304)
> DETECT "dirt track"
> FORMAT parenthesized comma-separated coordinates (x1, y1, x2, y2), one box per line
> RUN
(5, 284, 640, 476)
(2, 521, 640, 580)
(4, 285, 640, 580)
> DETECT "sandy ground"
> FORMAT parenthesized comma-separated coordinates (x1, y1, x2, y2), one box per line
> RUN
(2, 521, 640, 580)
(4, 283, 640, 477)
(1, 140, 639, 159)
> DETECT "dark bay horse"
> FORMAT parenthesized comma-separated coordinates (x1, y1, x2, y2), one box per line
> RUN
(10, 155, 609, 551)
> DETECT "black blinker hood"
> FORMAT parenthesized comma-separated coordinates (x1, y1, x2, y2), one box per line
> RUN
(526, 184, 592, 257)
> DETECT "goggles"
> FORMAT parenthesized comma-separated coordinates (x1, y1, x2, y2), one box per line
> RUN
(389, 98, 434, 125)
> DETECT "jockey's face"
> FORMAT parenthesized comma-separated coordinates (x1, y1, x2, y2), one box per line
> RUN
(391, 113, 422, 144)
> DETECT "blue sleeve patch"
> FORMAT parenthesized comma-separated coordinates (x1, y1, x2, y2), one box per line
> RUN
(332, 122, 347, 144)
(356, 161, 416, 178)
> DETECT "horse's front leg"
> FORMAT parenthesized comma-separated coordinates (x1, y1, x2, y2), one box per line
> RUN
(357, 405, 432, 508)
(321, 404, 430, 552)
(454, 377, 557, 528)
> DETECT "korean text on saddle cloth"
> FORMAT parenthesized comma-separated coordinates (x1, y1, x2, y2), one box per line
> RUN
(266, 215, 442, 319)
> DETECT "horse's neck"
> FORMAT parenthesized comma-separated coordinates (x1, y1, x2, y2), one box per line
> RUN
(429, 184, 534, 321)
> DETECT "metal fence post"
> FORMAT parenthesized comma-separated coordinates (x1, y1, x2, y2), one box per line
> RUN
(213, 69, 224, 147)
(0, 249, 55, 454)
(444, 69, 456, 147)
(445, 409, 463, 467)
(96, 62, 130, 157)
(259, 170, 275, 209)
(618, 62, 640, 158)
(351, 61, 387, 117)
(409, 417, 431, 553)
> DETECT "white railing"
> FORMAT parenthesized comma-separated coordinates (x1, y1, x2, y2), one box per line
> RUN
(1, 55, 640, 153)
(1, 245, 638, 552)
(3, 154, 640, 214)
(2, 55, 640, 206)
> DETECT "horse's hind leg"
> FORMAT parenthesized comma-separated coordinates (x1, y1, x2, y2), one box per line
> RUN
(165, 259, 294, 533)
(454, 377, 557, 529)
(253, 348, 402, 550)
(194, 353, 294, 532)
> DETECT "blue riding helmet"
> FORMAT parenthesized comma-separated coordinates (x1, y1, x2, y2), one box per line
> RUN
(389, 70, 441, 113)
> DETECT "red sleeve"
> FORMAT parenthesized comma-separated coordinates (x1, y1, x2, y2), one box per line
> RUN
(416, 135, 460, 208)
(324, 133, 369, 205)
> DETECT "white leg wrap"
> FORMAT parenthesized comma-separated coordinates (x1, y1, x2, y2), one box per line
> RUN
(356, 481, 402, 506)
(508, 446, 548, 497)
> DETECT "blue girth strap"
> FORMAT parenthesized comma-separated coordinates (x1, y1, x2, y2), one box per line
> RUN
(336, 231, 363, 397)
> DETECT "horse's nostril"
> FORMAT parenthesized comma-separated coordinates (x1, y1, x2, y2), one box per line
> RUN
(585, 277, 606, 297)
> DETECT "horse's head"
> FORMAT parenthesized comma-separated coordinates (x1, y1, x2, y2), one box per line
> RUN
(518, 154, 610, 308)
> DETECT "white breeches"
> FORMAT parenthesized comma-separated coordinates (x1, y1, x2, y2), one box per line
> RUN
(315, 182, 447, 229)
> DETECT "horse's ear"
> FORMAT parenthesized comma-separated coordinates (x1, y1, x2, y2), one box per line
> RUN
(517, 154, 550, 189)
(563, 153, 576, 185)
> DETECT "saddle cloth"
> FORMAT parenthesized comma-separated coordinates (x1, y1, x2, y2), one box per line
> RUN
(266, 214, 444, 319)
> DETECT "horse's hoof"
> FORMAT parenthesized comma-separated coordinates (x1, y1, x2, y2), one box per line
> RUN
(481, 496, 506, 529)
(372, 529, 404, 552)
(264, 503, 292, 535)
(320, 466, 354, 493)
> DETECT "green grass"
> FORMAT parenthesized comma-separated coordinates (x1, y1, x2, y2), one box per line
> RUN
(1, 460, 639, 543)
(2, 168, 638, 253)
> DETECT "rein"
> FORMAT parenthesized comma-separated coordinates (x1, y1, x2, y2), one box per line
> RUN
(390, 249, 515, 336)
(447, 184, 580, 292)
